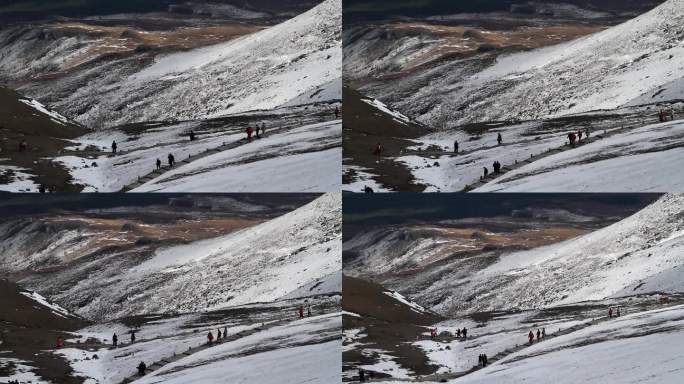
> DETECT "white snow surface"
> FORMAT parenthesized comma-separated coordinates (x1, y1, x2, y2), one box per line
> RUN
(131, 313, 341, 384)
(132, 120, 341, 192)
(475, 119, 684, 192)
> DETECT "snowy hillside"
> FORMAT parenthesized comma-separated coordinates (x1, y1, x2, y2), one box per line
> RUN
(475, 118, 684, 192)
(432, 194, 684, 313)
(348, 0, 684, 127)
(3, 193, 341, 321)
(67, 0, 341, 128)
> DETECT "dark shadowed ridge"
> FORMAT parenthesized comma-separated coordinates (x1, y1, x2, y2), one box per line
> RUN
(343, 0, 665, 23)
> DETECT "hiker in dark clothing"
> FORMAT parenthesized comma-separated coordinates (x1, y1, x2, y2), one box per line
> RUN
(168, 154, 175, 167)
(189, 130, 196, 141)
(609, 307, 613, 318)
(528, 331, 534, 344)
(131, 330, 136, 343)
(578, 130, 583, 141)
(137, 361, 146, 376)
(261, 123, 266, 135)
(483, 167, 489, 178)
(462, 327, 467, 339)
(112, 141, 117, 154)
(542, 328, 546, 338)
(334, 106, 340, 118)
(537, 329, 541, 340)
(497, 133, 502, 145)
(298, 304, 305, 319)
(483, 354, 488, 367)
(364, 185, 374, 194)
(223, 326, 228, 339)
(217, 329, 222, 340)
(156, 158, 161, 170)
(256, 125, 261, 139)
(39, 185, 46, 194)
(359, 369, 365, 382)
(478, 354, 483, 366)
(112, 333, 118, 347)
(454, 140, 459, 154)
(456, 329, 461, 338)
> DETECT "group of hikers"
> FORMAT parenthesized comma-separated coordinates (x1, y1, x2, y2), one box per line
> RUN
(478, 353, 489, 367)
(608, 306, 621, 318)
(246, 123, 267, 141)
(207, 326, 230, 345)
(528, 328, 547, 344)
(567, 128, 590, 148)
(298, 301, 313, 318)
(429, 327, 468, 340)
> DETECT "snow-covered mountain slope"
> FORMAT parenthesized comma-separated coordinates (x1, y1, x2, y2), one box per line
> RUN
(429, 194, 684, 313)
(132, 313, 341, 384)
(62, 0, 340, 128)
(3, 193, 341, 321)
(44, 296, 339, 384)
(49, 104, 339, 192)
(348, 0, 684, 127)
(132, 119, 341, 193)
(447, 304, 684, 384)
(475, 118, 684, 192)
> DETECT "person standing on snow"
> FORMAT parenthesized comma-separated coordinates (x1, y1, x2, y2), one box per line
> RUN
(456, 329, 461, 338)
(537, 329, 541, 340)
(609, 307, 613, 318)
(112, 141, 117, 155)
(298, 304, 305, 319)
(156, 158, 161, 170)
(217, 329, 222, 340)
(168, 153, 175, 167)
(334, 106, 340, 119)
(246, 126, 254, 141)
(223, 326, 228, 339)
(131, 330, 136, 343)
(497, 133, 502, 145)
(112, 333, 118, 347)
(189, 130, 196, 141)
(462, 327, 467, 339)
(207, 331, 214, 344)
(542, 328, 546, 338)
(454, 140, 459, 154)
(137, 361, 146, 376)
(528, 331, 534, 344)
(373, 142, 383, 163)
(483, 167, 489, 178)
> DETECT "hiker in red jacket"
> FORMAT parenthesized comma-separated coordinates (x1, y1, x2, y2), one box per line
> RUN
(56, 336, 63, 348)
(246, 126, 254, 140)
(207, 331, 214, 344)
(528, 331, 534, 344)
(608, 307, 613, 318)
(299, 304, 304, 319)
